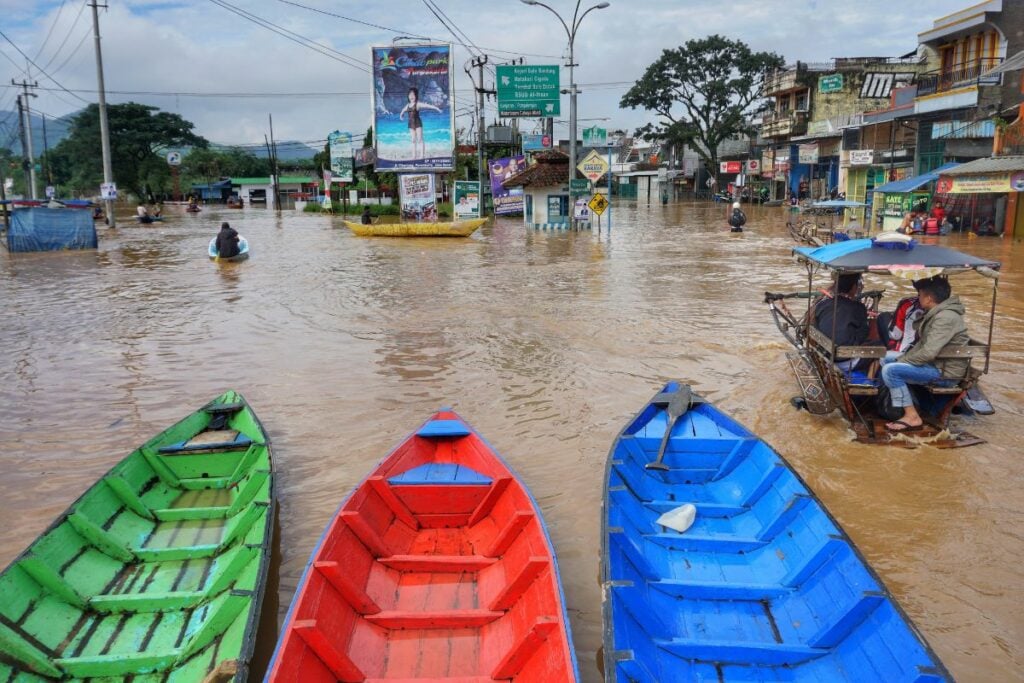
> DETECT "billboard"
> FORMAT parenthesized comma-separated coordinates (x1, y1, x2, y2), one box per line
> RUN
(454, 180, 481, 219)
(489, 155, 525, 215)
(523, 134, 552, 151)
(398, 173, 437, 221)
(371, 44, 454, 172)
(328, 131, 353, 182)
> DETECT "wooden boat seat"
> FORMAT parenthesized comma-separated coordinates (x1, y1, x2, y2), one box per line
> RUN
(158, 430, 252, 454)
(416, 419, 472, 438)
(388, 463, 491, 486)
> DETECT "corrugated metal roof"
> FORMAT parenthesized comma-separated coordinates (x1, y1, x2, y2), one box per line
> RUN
(942, 155, 1024, 176)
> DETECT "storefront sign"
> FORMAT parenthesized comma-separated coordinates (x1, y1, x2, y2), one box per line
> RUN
(849, 150, 875, 166)
(936, 172, 1024, 194)
(818, 74, 844, 93)
(745, 159, 760, 174)
(719, 161, 742, 174)
(798, 144, 819, 164)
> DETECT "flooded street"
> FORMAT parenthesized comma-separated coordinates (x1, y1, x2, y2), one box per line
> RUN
(1, 202, 1021, 680)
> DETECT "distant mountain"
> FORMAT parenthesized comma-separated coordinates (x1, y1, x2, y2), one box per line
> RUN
(0, 109, 77, 155)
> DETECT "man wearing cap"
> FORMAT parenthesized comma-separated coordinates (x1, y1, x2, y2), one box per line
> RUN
(880, 276, 970, 431)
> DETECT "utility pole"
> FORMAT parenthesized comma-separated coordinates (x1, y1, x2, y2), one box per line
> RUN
(89, 1, 115, 227)
(268, 114, 281, 213)
(471, 55, 489, 206)
(15, 95, 30, 197)
(12, 80, 39, 200)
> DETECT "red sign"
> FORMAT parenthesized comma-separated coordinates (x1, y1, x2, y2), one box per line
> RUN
(719, 161, 742, 174)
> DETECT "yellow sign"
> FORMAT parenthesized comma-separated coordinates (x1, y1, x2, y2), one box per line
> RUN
(936, 172, 1024, 194)
(588, 193, 609, 215)
(577, 150, 610, 182)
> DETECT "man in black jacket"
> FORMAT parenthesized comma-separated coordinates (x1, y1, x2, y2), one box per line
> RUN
(215, 222, 240, 258)
(814, 273, 872, 370)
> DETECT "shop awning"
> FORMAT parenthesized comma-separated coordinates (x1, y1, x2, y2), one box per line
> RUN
(870, 162, 961, 193)
(941, 155, 1024, 176)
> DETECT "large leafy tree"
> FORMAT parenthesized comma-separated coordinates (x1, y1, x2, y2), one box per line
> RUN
(621, 35, 784, 179)
(181, 147, 269, 188)
(50, 103, 207, 198)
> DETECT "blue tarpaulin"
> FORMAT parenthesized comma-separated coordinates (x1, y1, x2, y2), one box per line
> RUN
(5, 207, 98, 252)
(870, 162, 961, 194)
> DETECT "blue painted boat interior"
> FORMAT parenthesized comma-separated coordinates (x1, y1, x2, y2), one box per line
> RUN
(603, 382, 948, 682)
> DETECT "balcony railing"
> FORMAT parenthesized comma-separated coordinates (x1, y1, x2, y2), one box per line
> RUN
(917, 58, 1003, 96)
(761, 110, 809, 138)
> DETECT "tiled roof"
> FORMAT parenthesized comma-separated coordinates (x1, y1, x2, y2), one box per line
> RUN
(502, 151, 587, 188)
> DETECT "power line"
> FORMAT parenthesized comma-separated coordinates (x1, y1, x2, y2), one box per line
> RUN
(48, 25, 92, 79)
(0, 28, 89, 103)
(269, 0, 562, 59)
(206, 0, 369, 72)
(39, 1, 89, 73)
(33, 0, 70, 63)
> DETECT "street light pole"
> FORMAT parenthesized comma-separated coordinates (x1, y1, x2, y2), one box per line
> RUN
(520, 0, 609, 179)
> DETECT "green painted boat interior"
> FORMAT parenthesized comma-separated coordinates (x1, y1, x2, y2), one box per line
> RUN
(0, 391, 274, 682)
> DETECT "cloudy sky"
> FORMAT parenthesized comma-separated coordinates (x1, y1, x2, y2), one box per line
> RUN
(0, 0, 971, 149)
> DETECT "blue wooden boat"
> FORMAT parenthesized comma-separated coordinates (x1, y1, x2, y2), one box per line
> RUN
(601, 382, 950, 682)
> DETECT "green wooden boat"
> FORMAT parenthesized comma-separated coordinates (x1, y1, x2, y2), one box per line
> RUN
(0, 391, 274, 682)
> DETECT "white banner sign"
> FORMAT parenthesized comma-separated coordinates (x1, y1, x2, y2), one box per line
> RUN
(849, 149, 875, 165)
(100, 182, 117, 200)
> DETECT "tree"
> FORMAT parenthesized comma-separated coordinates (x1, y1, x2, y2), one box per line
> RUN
(50, 103, 207, 198)
(620, 35, 784, 180)
(181, 147, 269, 189)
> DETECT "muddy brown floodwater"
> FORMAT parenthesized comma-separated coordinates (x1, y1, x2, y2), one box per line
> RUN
(1, 202, 1021, 680)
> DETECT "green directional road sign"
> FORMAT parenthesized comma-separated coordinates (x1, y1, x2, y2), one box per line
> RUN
(819, 74, 844, 93)
(569, 179, 590, 196)
(496, 65, 561, 117)
(582, 126, 607, 147)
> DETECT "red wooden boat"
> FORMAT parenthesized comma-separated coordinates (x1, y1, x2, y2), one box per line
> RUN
(267, 410, 579, 682)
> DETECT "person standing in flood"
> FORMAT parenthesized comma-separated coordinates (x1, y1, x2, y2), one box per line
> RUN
(728, 201, 747, 232)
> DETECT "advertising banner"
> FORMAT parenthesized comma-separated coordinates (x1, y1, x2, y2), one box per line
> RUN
(582, 126, 607, 147)
(719, 161, 742, 174)
(398, 173, 437, 221)
(372, 44, 454, 172)
(328, 131, 354, 182)
(936, 172, 1024, 194)
(354, 147, 376, 167)
(454, 180, 481, 219)
(489, 156, 525, 215)
(798, 143, 819, 164)
(523, 134, 552, 151)
(578, 149, 610, 181)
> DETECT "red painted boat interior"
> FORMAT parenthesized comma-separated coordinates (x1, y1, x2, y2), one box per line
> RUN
(269, 412, 576, 682)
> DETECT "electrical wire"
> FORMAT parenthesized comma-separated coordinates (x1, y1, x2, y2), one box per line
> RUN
(269, 0, 562, 60)
(47, 24, 92, 80)
(0, 28, 89, 104)
(39, 1, 88, 73)
(206, 0, 369, 72)
(33, 0, 69, 63)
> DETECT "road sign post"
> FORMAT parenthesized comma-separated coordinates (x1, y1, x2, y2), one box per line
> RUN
(496, 65, 560, 117)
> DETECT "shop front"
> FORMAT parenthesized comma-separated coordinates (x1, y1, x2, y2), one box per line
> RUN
(870, 161, 960, 232)
(936, 156, 1024, 239)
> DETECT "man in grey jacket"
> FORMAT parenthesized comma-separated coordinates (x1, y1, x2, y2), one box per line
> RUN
(880, 276, 970, 431)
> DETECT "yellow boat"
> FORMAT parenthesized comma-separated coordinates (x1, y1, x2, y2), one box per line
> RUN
(342, 217, 487, 237)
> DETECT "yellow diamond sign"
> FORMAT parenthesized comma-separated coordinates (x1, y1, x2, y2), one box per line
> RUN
(577, 150, 610, 182)
(588, 193, 608, 215)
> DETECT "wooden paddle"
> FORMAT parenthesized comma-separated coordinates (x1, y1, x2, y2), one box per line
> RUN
(645, 386, 692, 472)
